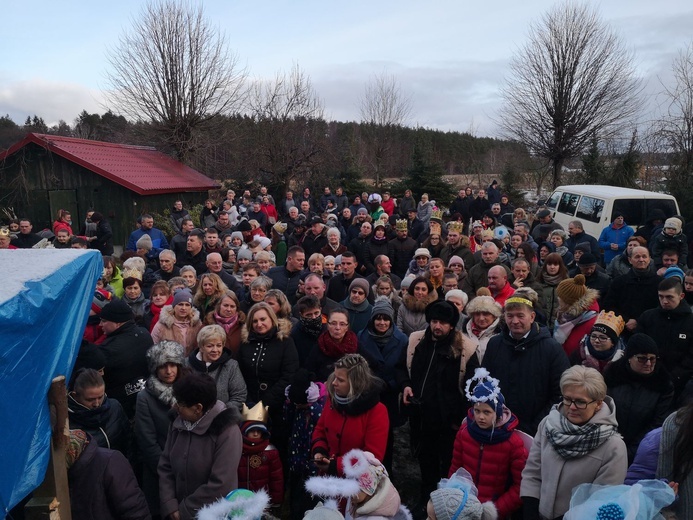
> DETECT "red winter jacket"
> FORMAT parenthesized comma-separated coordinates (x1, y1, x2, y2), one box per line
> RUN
(311, 387, 389, 476)
(448, 413, 527, 519)
(237, 440, 284, 505)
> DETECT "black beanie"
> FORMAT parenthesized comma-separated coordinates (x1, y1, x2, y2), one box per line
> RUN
(100, 299, 134, 323)
(625, 333, 659, 358)
(425, 300, 460, 326)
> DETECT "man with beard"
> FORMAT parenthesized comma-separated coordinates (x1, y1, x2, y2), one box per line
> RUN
(439, 222, 475, 268)
(396, 300, 475, 516)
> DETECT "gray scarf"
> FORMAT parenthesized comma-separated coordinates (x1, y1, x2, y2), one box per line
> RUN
(544, 406, 616, 459)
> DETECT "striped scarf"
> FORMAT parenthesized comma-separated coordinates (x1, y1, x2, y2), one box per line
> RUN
(544, 407, 617, 460)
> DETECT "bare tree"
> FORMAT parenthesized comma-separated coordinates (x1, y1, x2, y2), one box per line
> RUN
(499, 2, 641, 188)
(359, 73, 412, 187)
(104, 0, 247, 164)
(249, 64, 326, 190)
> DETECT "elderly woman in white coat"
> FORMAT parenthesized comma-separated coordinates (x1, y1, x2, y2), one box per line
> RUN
(520, 365, 627, 520)
(458, 294, 502, 369)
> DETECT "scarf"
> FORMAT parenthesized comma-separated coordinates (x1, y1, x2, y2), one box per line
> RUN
(66, 430, 89, 469)
(317, 330, 358, 358)
(466, 407, 515, 445)
(541, 273, 564, 286)
(145, 375, 177, 407)
(300, 315, 324, 338)
(213, 312, 239, 336)
(367, 322, 394, 347)
(544, 407, 617, 459)
(553, 310, 598, 345)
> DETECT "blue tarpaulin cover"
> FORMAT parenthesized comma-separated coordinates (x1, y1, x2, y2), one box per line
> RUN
(0, 249, 102, 517)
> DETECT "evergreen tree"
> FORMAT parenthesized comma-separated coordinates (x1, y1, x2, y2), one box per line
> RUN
(607, 129, 640, 188)
(393, 141, 455, 206)
(581, 134, 608, 184)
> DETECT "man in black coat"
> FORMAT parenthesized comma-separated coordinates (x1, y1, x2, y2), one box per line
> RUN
(175, 229, 208, 276)
(470, 189, 491, 222)
(482, 296, 569, 435)
(99, 300, 153, 419)
(636, 277, 693, 402)
(11, 218, 42, 248)
(566, 220, 600, 258)
(266, 246, 306, 305)
(604, 246, 662, 336)
(326, 251, 365, 303)
(389, 223, 418, 279)
(576, 253, 611, 306)
(88, 212, 114, 256)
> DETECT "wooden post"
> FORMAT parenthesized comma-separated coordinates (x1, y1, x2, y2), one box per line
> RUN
(25, 376, 72, 520)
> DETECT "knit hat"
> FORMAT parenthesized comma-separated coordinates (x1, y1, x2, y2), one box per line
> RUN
(664, 217, 682, 234)
(472, 220, 484, 229)
(349, 278, 370, 295)
(664, 266, 685, 282)
(242, 420, 270, 439)
(136, 234, 153, 250)
(172, 288, 193, 307)
(465, 295, 502, 318)
(357, 208, 368, 215)
(414, 248, 431, 259)
(92, 288, 112, 314)
(146, 340, 185, 374)
(448, 256, 465, 268)
(371, 297, 395, 322)
(591, 311, 625, 344)
(557, 275, 587, 306)
(400, 276, 414, 291)
(72, 342, 107, 377)
(236, 219, 252, 232)
(286, 368, 321, 405)
(578, 253, 598, 266)
(237, 248, 253, 261)
(257, 236, 272, 249)
(574, 242, 592, 254)
(230, 231, 244, 242)
(100, 299, 134, 323)
(430, 469, 485, 520)
(334, 255, 342, 266)
(625, 333, 659, 358)
(425, 300, 460, 326)
(465, 368, 505, 417)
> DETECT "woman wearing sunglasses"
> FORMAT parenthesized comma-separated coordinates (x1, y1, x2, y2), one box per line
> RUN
(604, 333, 674, 464)
(520, 365, 627, 520)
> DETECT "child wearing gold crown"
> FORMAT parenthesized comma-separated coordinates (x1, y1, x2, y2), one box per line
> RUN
(237, 402, 284, 508)
(569, 310, 625, 373)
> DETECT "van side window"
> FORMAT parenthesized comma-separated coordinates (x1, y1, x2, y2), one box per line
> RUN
(613, 200, 643, 226)
(576, 196, 604, 223)
(547, 192, 561, 209)
(558, 192, 579, 216)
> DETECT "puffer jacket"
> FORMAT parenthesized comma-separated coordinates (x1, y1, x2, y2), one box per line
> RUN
(520, 397, 627, 520)
(151, 305, 203, 356)
(448, 410, 528, 519)
(311, 383, 389, 476)
(238, 319, 299, 413)
(604, 358, 675, 463)
(238, 439, 284, 505)
(68, 394, 131, 454)
(396, 291, 438, 335)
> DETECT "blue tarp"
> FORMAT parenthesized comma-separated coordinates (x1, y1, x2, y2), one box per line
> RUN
(0, 249, 102, 517)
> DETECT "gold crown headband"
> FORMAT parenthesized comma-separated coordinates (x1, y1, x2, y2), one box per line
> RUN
(0, 227, 9, 238)
(505, 297, 533, 308)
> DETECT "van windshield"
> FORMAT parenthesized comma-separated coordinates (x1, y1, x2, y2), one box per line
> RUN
(576, 196, 604, 223)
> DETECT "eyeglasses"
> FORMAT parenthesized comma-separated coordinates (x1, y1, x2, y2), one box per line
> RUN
(351, 289, 365, 295)
(560, 396, 596, 409)
(589, 333, 610, 343)
(328, 321, 349, 328)
(634, 355, 658, 364)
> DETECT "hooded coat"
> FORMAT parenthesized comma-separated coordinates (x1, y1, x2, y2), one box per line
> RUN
(69, 435, 150, 520)
(158, 402, 243, 520)
(396, 291, 438, 336)
(520, 397, 627, 520)
(482, 325, 570, 436)
(151, 305, 203, 356)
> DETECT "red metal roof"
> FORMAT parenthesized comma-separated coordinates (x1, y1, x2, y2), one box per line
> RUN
(0, 133, 219, 195)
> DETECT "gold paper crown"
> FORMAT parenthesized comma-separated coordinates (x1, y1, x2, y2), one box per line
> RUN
(121, 267, 143, 281)
(593, 311, 625, 336)
(429, 221, 442, 237)
(447, 221, 464, 233)
(395, 219, 408, 232)
(242, 401, 269, 423)
(0, 227, 9, 238)
(431, 209, 443, 221)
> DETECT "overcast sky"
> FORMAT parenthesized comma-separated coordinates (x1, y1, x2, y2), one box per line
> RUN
(1, 1, 691, 137)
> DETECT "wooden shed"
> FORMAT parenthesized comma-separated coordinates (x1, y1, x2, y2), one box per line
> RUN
(0, 133, 219, 247)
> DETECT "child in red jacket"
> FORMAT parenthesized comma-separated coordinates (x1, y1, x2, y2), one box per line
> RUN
(448, 368, 528, 519)
(237, 416, 284, 507)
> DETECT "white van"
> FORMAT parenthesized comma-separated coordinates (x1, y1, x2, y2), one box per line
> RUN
(543, 185, 680, 239)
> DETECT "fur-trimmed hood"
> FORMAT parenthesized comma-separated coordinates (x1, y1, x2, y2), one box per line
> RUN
(402, 290, 438, 313)
(559, 287, 600, 317)
(240, 317, 292, 343)
(157, 304, 201, 328)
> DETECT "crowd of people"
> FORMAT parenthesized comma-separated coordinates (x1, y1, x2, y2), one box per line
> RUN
(4, 181, 693, 520)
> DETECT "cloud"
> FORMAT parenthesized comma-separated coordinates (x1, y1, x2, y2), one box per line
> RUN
(0, 77, 104, 126)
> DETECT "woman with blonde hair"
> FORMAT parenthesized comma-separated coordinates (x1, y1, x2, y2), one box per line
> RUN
(264, 289, 297, 327)
(204, 291, 245, 357)
(193, 272, 228, 320)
